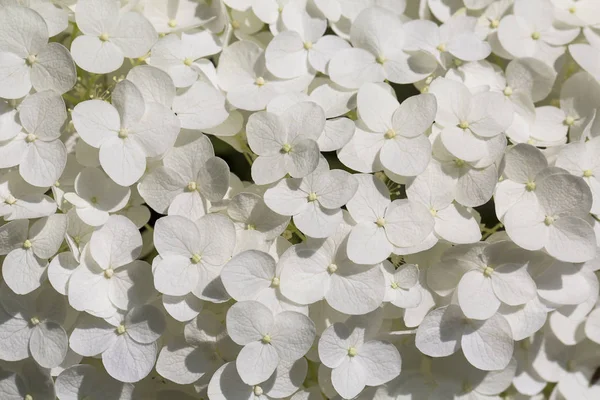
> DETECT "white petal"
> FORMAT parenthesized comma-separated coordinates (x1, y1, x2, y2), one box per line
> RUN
(103, 336, 157, 383)
(20, 140, 67, 187)
(331, 357, 366, 399)
(329, 48, 385, 89)
(546, 217, 596, 263)
(357, 340, 401, 385)
(457, 270, 500, 320)
(72, 100, 120, 148)
(461, 313, 514, 371)
(221, 250, 275, 301)
(30, 321, 68, 368)
(226, 300, 274, 345)
(68, 313, 116, 356)
(30, 43, 77, 95)
(415, 305, 463, 357)
(71, 35, 124, 74)
(265, 31, 308, 79)
(278, 245, 330, 305)
(99, 137, 146, 186)
(91, 215, 142, 269)
(492, 264, 537, 306)
(2, 248, 46, 295)
(173, 81, 228, 130)
(236, 340, 279, 385)
(347, 222, 392, 265)
(0, 52, 30, 99)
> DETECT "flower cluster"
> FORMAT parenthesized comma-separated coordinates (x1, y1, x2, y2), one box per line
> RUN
(0, 0, 599, 399)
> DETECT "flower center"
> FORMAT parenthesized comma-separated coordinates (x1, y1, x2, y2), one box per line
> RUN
(531, 31, 541, 40)
(583, 169, 593, 177)
(327, 263, 338, 274)
(544, 215, 555, 226)
(391, 281, 399, 289)
(454, 159, 465, 167)
(347, 347, 358, 357)
(25, 395, 33, 400)
(503, 86, 513, 97)
(308, 192, 318, 202)
(23, 239, 32, 249)
(104, 268, 114, 279)
(564, 116, 575, 126)
(281, 143, 292, 153)
(168, 19, 178, 28)
(436, 43, 447, 52)
(271, 277, 280, 287)
(183, 57, 194, 66)
(4, 195, 16, 205)
(458, 121, 469, 130)
(118, 128, 129, 139)
(255, 76, 266, 86)
(384, 129, 396, 139)
(90, 196, 98, 204)
(253, 386, 263, 396)
(261, 334, 271, 344)
(430, 208, 437, 217)
(25, 54, 36, 66)
(376, 55, 386, 64)
(376, 217, 386, 227)
(25, 133, 37, 143)
(99, 33, 110, 42)
(483, 266, 494, 277)
(116, 324, 126, 335)
(489, 19, 500, 28)
(30, 316, 40, 326)
(246, 223, 256, 230)
(187, 181, 198, 191)
(304, 41, 313, 50)
(191, 253, 202, 264)
(568, 6, 576, 14)
(231, 20, 240, 29)
(525, 181, 536, 191)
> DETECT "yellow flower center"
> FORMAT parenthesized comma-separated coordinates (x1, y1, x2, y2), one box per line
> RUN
(458, 121, 470, 130)
(436, 43, 447, 52)
(30, 316, 40, 326)
(583, 169, 593, 178)
(327, 263, 338, 274)
(118, 128, 129, 139)
(376, 217, 386, 227)
(531, 32, 541, 40)
(271, 277, 280, 287)
(191, 253, 202, 264)
(253, 386, 263, 396)
(376, 55, 387, 64)
(25, 54, 37, 66)
(104, 268, 114, 279)
(308, 192, 318, 202)
(544, 216, 555, 226)
(99, 33, 110, 42)
(564, 116, 575, 126)
(526, 181, 536, 191)
(25, 133, 37, 143)
(23, 239, 32, 249)
(304, 41, 313, 50)
(483, 266, 494, 277)
(348, 347, 358, 357)
(503, 86, 513, 97)
(281, 143, 292, 153)
(255, 76, 266, 86)
(183, 58, 194, 66)
(117, 324, 126, 335)
(384, 129, 396, 139)
(168, 19, 178, 28)
(187, 181, 198, 191)
(261, 334, 271, 344)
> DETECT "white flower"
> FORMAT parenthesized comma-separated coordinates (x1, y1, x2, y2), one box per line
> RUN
(207, 360, 307, 400)
(221, 250, 306, 314)
(264, 169, 357, 238)
(265, 4, 349, 78)
(64, 167, 131, 227)
(318, 313, 401, 399)
(497, 0, 579, 65)
(69, 305, 166, 383)
(228, 192, 290, 240)
(0, 214, 66, 294)
(143, 0, 210, 33)
(381, 262, 422, 309)
(278, 217, 385, 315)
(0, 283, 68, 367)
(427, 242, 537, 320)
(416, 305, 514, 371)
(246, 102, 325, 184)
(555, 136, 600, 215)
(71, 0, 157, 73)
(153, 214, 235, 301)
(404, 15, 491, 68)
(156, 311, 229, 385)
(338, 83, 436, 177)
(138, 133, 230, 221)
(428, 77, 513, 163)
(148, 31, 222, 88)
(503, 167, 596, 262)
(226, 300, 315, 384)
(217, 40, 313, 111)
(328, 7, 436, 88)
(0, 5, 76, 99)
(346, 174, 434, 264)
(72, 79, 180, 186)
(0, 360, 55, 400)
(55, 364, 134, 400)
(0, 91, 67, 187)
(0, 170, 57, 220)
(406, 160, 482, 245)
(67, 215, 154, 318)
